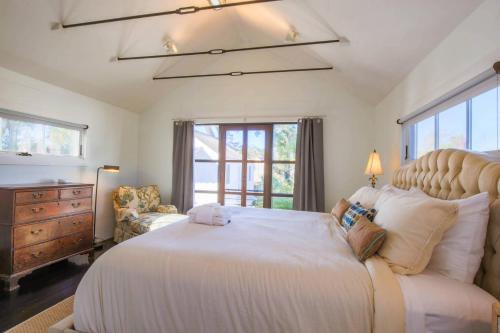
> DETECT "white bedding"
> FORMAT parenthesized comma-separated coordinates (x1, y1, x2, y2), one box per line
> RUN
(74, 208, 403, 333)
(398, 270, 497, 333)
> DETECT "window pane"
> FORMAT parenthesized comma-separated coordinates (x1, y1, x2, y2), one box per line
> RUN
(194, 162, 218, 191)
(271, 197, 293, 210)
(224, 194, 241, 207)
(272, 164, 294, 194)
(247, 163, 264, 192)
(194, 125, 219, 160)
(226, 130, 243, 160)
(438, 103, 466, 149)
(246, 195, 264, 208)
(225, 162, 242, 191)
(0, 118, 80, 157)
(194, 192, 218, 206)
(273, 124, 297, 161)
(247, 129, 266, 161)
(471, 88, 498, 151)
(415, 116, 435, 158)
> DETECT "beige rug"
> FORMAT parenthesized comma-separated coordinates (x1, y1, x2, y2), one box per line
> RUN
(5, 296, 74, 333)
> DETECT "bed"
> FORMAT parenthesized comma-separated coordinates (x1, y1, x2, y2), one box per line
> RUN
(70, 149, 499, 333)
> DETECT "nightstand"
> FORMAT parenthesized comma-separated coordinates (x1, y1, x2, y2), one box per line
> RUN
(493, 302, 500, 333)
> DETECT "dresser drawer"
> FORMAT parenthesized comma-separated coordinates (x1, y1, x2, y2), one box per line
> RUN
(60, 187, 93, 200)
(16, 189, 59, 204)
(13, 220, 58, 249)
(60, 231, 93, 257)
(58, 213, 93, 236)
(13, 239, 60, 273)
(59, 198, 92, 215)
(15, 201, 62, 224)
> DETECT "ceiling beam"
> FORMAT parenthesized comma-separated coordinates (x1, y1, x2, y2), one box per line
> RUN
(153, 66, 334, 80)
(60, 0, 282, 29)
(118, 39, 340, 61)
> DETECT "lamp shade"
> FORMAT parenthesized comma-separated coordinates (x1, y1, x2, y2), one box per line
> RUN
(102, 165, 120, 173)
(364, 150, 383, 176)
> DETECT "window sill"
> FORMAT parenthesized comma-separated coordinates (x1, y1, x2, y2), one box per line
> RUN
(0, 153, 87, 167)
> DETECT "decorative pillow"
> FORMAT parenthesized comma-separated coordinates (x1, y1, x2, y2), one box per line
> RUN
(341, 202, 377, 231)
(347, 215, 386, 261)
(349, 186, 381, 209)
(374, 191, 458, 275)
(136, 185, 161, 213)
(410, 189, 490, 283)
(331, 198, 350, 221)
(117, 186, 139, 210)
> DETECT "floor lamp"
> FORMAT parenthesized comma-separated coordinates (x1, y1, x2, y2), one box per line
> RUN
(94, 165, 120, 250)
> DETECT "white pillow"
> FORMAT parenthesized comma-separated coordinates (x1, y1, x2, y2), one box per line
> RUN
(374, 191, 458, 275)
(349, 186, 381, 208)
(410, 189, 490, 283)
(381, 184, 411, 195)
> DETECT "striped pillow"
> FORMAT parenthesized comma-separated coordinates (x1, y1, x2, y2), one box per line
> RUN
(341, 202, 377, 231)
(347, 215, 386, 261)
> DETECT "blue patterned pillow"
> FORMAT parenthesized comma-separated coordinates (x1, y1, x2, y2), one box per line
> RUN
(341, 202, 377, 231)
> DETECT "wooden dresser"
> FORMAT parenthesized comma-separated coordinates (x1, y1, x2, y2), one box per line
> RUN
(0, 183, 94, 291)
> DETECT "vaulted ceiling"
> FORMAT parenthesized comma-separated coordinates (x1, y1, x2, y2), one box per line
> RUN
(0, 0, 484, 112)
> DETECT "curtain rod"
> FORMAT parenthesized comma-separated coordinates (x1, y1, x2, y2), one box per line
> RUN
(396, 61, 499, 125)
(173, 115, 327, 122)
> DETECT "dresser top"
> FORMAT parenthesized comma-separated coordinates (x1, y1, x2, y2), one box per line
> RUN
(0, 183, 94, 190)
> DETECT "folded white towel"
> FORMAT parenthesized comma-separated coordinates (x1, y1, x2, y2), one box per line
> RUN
(187, 203, 231, 226)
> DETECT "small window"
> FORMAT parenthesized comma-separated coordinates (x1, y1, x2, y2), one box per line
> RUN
(0, 110, 86, 159)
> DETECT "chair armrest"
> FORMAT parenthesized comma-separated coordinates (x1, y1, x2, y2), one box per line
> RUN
(157, 204, 178, 214)
(115, 207, 139, 222)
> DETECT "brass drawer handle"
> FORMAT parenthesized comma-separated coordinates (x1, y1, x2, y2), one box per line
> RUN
(30, 229, 43, 235)
(72, 221, 83, 225)
(32, 192, 44, 199)
(31, 207, 44, 213)
(71, 202, 81, 208)
(31, 251, 43, 258)
(72, 190, 81, 195)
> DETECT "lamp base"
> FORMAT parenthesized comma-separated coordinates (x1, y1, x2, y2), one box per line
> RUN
(368, 175, 378, 188)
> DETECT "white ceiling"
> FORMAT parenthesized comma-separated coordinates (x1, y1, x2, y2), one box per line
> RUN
(0, 0, 484, 112)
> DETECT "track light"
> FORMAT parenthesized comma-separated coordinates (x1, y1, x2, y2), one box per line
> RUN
(163, 40, 178, 54)
(208, 0, 226, 10)
(286, 27, 299, 42)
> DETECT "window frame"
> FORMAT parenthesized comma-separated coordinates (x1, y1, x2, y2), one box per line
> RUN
(193, 122, 297, 209)
(0, 108, 88, 166)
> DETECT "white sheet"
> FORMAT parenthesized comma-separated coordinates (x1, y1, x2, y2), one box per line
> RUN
(74, 208, 399, 333)
(398, 270, 497, 333)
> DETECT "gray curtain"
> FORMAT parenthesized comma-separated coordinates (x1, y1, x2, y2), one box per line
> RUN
(293, 118, 325, 212)
(171, 121, 194, 213)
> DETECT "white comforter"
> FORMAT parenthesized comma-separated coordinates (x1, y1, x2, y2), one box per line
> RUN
(74, 208, 402, 333)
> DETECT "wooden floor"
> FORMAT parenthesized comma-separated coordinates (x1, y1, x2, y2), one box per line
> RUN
(0, 241, 113, 332)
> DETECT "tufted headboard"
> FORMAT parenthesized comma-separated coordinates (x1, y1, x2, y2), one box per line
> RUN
(392, 149, 500, 299)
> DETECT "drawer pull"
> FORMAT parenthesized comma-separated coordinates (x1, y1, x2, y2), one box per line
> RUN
(72, 221, 83, 225)
(31, 251, 43, 258)
(31, 207, 44, 213)
(30, 229, 44, 235)
(32, 192, 44, 199)
(72, 190, 81, 195)
(71, 202, 81, 208)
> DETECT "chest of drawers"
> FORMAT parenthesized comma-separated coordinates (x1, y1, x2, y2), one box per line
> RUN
(0, 183, 94, 291)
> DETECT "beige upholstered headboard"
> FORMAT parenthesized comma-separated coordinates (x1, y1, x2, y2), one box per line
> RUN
(392, 149, 500, 299)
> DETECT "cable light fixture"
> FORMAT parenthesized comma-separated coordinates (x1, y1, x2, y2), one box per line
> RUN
(118, 39, 339, 61)
(56, 0, 282, 29)
(153, 66, 333, 80)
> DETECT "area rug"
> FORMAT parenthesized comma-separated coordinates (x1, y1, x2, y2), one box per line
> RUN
(5, 296, 74, 333)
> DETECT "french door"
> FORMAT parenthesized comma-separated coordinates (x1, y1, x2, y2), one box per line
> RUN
(219, 124, 272, 207)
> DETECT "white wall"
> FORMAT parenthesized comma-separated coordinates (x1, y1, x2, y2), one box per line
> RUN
(0, 66, 139, 239)
(139, 71, 375, 212)
(374, 0, 500, 185)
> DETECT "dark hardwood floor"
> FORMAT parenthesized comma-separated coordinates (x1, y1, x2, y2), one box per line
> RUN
(0, 241, 114, 332)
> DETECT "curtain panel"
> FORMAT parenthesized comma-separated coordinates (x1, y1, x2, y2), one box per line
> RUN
(171, 121, 194, 213)
(293, 118, 325, 212)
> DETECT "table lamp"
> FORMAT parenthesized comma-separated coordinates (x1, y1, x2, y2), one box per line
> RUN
(364, 150, 383, 188)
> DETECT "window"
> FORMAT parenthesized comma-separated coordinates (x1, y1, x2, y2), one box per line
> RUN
(405, 77, 499, 160)
(194, 123, 298, 209)
(0, 109, 86, 159)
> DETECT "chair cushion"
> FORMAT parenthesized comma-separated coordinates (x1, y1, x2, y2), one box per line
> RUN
(129, 212, 187, 234)
(116, 186, 140, 210)
(136, 185, 161, 213)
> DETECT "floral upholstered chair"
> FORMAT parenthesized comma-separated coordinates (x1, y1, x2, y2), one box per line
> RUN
(113, 185, 186, 243)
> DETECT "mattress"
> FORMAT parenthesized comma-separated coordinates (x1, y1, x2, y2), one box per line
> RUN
(74, 207, 404, 333)
(398, 269, 497, 333)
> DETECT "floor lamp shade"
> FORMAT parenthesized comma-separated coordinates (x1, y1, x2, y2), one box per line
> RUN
(94, 165, 120, 246)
